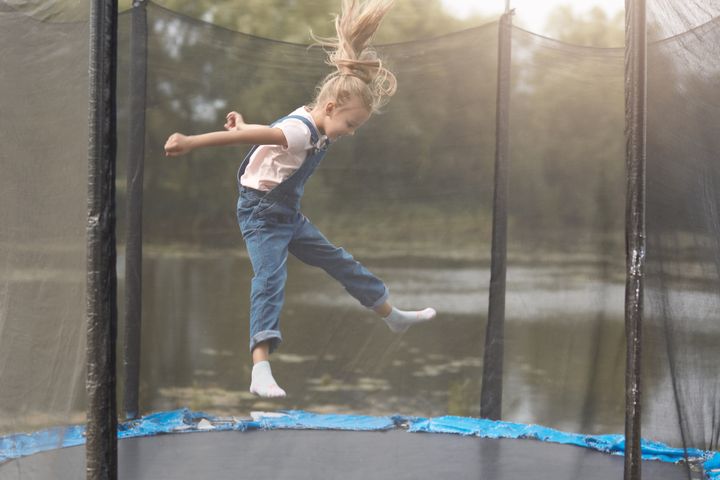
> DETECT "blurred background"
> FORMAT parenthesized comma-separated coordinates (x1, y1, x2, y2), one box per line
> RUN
(109, 0, 629, 429)
(2, 1, 719, 459)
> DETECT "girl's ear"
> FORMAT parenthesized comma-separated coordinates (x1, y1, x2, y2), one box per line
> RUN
(324, 101, 336, 116)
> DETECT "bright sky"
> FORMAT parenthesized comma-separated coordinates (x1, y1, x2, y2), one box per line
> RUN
(441, 0, 625, 34)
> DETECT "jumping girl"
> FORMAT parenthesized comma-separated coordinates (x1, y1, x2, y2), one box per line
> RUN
(164, 0, 436, 398)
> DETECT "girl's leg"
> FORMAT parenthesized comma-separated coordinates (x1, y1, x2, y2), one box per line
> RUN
(249, 341, 285, 398)
(289, 216, 436, 331)
(252, 340, 271, 363)
(373, 302, 393, 317)
(240, 207, 295, 398)
(238, 194, 289, 356)
(373, 301, 437, 333)
(245, 244, 289, 398)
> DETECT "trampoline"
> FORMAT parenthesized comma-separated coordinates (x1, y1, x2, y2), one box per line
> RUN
(2, 0, 720, 479)
(0, 410, 708, 479)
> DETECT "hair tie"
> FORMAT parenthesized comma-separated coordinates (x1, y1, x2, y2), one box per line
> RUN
(336, 58, 381, 84)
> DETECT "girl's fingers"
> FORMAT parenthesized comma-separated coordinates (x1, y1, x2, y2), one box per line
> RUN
(226, 111, 242, 126)
(164, 136, 180, 155)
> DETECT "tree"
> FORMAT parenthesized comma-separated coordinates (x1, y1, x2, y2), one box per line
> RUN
(506, 6, 626, 241)
(119, 0, 492, 43)
(545, 6, 624, 48)
(117, 2, 630, 247)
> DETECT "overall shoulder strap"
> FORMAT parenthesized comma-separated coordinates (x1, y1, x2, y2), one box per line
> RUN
(271, 114, 320, 146)
(238, 113, 325, 187)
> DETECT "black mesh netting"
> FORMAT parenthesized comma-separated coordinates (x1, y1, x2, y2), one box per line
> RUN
(0, 1, 719, 478)
(643, 0, 720, 453)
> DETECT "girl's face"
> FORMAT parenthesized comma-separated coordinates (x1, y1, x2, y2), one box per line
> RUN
(321, 96, 372, 141)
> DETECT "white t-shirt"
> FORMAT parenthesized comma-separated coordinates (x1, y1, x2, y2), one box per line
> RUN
(239, 106, 327, 192)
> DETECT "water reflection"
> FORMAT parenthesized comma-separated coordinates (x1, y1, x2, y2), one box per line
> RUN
(117, 251, 613, 431)
(116, 249, 716, 444)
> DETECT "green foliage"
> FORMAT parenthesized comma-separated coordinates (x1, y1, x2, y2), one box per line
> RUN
(544, 6, 624, 47)
(508, 26, 625, 235)
(117, 2, 632, 249)
(119, 0, 491, 43)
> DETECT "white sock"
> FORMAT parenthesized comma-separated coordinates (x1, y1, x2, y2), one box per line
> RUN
(249, 361, 286, 398)
(383, 307, 437, 333)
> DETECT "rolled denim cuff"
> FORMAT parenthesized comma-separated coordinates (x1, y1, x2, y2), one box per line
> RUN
(367, 286, 390, 310)
(250, 330, 283, 354)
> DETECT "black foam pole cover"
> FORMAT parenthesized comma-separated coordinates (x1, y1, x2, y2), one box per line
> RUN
(624, 0, 646, 479)
(481, 10, 513, 421)
(86, 0, 119, 478)
(123, 0, 149, 422)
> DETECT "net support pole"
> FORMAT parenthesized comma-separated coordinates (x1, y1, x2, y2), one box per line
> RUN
(624, 0, 646, 479)
(123, 0, 149, 422)
(480, 9, 513, 421)
(86, 0, 119, 478)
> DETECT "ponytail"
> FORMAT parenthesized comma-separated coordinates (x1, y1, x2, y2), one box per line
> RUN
(310, 0, 397, 113)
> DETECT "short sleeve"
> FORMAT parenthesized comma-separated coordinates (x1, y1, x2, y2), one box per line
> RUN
(276, 118, 312, 153)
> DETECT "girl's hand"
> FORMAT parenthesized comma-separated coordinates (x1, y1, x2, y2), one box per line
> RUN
(224, 111, 245, 131)
(164, 132, 192, 156)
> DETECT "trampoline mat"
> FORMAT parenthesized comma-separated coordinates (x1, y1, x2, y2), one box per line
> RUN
(0, 429, 688, 480)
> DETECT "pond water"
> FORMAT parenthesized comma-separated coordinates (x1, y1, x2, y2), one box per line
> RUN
(2, 240, 716, 447)
(118, 248, 635, 436)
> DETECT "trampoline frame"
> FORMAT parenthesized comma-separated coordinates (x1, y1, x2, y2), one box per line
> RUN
(1, 409, 717, 477)
(1, 0, 717, 479)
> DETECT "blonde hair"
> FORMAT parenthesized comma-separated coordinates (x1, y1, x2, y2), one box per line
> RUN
(310, 0, 397, 114)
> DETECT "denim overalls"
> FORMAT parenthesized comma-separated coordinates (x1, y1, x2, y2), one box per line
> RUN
(236, 114, 389, 353)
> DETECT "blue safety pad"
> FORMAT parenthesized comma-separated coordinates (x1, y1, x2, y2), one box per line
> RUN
(0, 409, 397, 463)
(408, 416, 716, 475)
(1, 408, 717, 479)
(249, 410, 398, 431)
(0, 424, 86, 464)
(705, 452, 720, 480)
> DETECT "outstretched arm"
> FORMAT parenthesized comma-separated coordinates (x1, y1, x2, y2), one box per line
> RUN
(164, 111, 286, 156)
(224, 111, 266, 132)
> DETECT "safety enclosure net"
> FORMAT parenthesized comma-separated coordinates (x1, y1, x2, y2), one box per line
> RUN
(0, 0, 719, 479)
